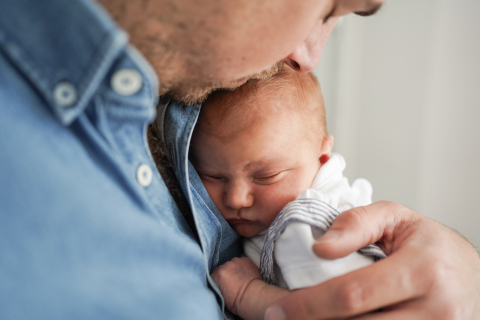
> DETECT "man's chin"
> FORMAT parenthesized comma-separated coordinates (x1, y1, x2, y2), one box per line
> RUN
(160, 87, 212, 105)
(161, 84, 237, 105)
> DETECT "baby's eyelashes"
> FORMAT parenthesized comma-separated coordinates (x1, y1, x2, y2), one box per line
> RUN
(252, 171, 285, 184)
(198, 170, 289, 185)
(254, 173, 280, 181)
(201, 174, 226, 182)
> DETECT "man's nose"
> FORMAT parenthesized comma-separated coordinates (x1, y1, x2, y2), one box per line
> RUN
(224, 180, 254, 210)
(282, 17, 339, 73)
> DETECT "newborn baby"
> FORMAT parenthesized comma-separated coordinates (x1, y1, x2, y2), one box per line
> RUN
(189, 65, 385, 320)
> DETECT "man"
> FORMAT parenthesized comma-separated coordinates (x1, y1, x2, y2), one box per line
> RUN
(0, 1, 478, 320)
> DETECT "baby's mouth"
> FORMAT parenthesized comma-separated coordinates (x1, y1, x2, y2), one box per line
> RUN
(227, 218, 253, 225)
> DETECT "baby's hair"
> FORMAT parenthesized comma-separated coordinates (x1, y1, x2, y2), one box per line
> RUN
(199, 64, 327, 144)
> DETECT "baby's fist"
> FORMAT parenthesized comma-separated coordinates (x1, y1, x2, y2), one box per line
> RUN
(211, 257, 262, 313)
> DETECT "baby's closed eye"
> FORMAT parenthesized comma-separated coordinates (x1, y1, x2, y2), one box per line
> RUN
(252, 171, 287, 184)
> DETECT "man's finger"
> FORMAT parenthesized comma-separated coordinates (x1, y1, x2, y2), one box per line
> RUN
(313, 200, 418, 259)
(349, 308, 423, 320)
(349, 297, 442, 320)
(266, 246, 430, 320)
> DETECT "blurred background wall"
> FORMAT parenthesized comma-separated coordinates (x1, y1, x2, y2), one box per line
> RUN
(313, 0, 480, 248)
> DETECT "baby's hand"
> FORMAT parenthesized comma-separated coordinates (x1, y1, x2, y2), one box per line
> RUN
(211, 257, 262, 314)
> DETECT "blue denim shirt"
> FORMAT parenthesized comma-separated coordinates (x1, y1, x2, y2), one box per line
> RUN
(0, 0, 241, 318)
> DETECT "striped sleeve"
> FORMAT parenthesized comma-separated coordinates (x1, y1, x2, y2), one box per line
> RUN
(259, 198, 386, 286)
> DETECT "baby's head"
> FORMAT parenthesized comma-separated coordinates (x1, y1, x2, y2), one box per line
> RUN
(190, 65, 333, 237)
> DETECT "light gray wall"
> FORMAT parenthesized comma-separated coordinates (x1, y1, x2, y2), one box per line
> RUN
(313, 0, 480, 248)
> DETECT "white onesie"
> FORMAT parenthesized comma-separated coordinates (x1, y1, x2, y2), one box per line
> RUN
(243, 153, 386, 290)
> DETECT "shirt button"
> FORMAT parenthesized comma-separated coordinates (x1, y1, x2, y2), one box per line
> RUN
(111, 69, 143, 96)
(53, 81, 77, 107)
(136, 164, 153, 187)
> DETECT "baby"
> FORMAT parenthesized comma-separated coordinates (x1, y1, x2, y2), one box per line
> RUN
(189, 65, 385, 320)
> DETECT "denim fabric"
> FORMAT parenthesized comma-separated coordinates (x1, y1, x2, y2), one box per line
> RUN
(0, 0, 233, 318)
(163, 101, 242, 271)
(162, 101, 243, 319)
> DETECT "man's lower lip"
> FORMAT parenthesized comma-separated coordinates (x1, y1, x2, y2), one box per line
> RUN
(224, 79, 247, 88)
(236, 79, 248, 86)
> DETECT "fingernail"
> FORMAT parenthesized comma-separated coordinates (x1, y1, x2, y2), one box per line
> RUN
(264, 306, 287, 320)
(316, 229, 341, 244)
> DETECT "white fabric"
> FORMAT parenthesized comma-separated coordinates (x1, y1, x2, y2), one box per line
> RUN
(244, 153, 375, 290)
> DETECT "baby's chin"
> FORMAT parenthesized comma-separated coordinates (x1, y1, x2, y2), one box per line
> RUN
(234, 224, 266, 238)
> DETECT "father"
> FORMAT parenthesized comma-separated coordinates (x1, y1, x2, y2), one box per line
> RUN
(0, 0, 478, 320)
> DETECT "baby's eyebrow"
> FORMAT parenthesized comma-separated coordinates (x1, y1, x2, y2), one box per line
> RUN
(244, 157, 289, 171)
(244, 160, 268, 171)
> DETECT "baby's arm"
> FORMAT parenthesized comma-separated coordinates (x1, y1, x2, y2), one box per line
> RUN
(211, 257, 289, 320)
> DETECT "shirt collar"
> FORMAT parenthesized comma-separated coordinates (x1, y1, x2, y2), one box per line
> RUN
(0, 0, 129, 125)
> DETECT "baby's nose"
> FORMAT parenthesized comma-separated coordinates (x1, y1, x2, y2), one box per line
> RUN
(224, 180, 254, 210)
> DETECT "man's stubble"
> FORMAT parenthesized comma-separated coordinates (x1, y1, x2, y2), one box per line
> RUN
(161, 60, 285, 106)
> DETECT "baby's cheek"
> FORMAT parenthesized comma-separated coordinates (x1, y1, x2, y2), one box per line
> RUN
(259, 188, 297, 224)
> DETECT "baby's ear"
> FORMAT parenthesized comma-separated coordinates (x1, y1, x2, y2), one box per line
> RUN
(319, 135, 334, 165)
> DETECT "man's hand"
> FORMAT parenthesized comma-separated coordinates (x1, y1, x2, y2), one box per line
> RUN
(265, 200, 480, 320)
